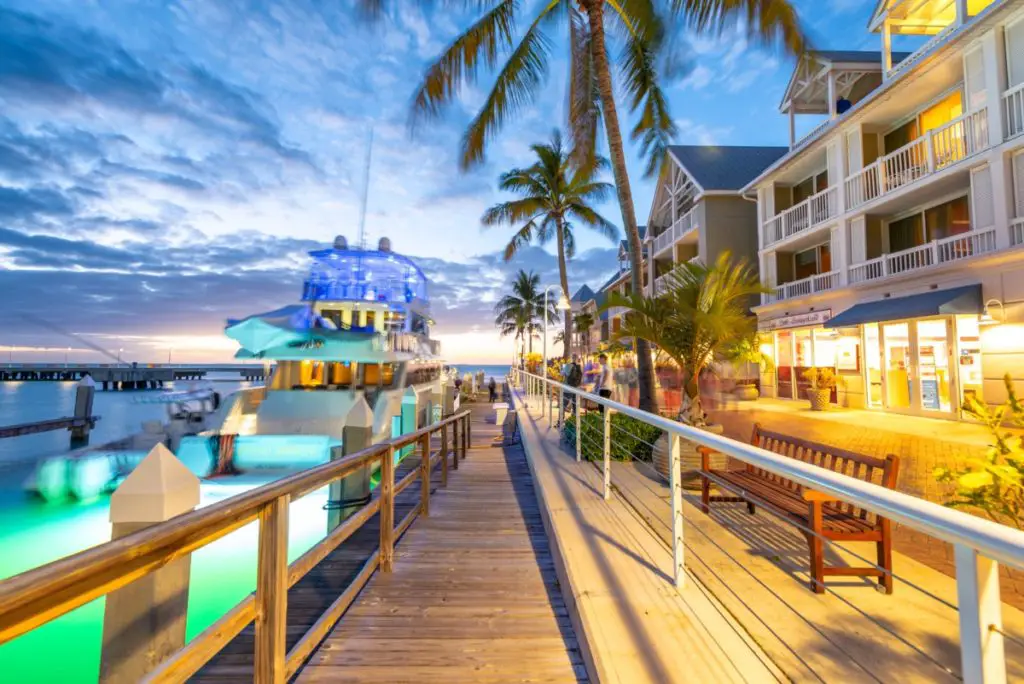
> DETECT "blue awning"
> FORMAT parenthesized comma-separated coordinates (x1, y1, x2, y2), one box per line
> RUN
(824, 284, 982, 328)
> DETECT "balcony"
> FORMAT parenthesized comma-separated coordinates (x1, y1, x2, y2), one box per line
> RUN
(763, 186, 839, 247)
(764, 270, 839, 304)
(1003, 82, 1024, 139)
(652, 207, 698, 256)
(845, 109, 989, 211)
(1011, 217, 1024, 247)
(653, 275, 669, 296)
(848, 227, 998, 284)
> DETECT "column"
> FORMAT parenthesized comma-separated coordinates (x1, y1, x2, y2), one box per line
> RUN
(881, 22, 893, 78)
(981, 28, 1012, 248)
(788, 105, 796, 148)
(827, 71, 838, 118)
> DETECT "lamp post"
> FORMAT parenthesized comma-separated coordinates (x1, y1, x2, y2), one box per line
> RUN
(168, 347, 173, 364)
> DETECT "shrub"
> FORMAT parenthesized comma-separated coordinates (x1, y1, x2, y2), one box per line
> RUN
(801, 367, 837, 390)
(562, 412, 662, 463)
(934, 374, 1023, 529)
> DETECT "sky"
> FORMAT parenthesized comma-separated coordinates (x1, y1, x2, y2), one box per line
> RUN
(0, 0, 900, 364)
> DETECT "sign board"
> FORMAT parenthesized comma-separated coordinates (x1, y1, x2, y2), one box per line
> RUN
(921, 379, 940, 410)
(758, 309, 832, 332)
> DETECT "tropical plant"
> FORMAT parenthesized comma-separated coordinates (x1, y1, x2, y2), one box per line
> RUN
(724, 335, 773, 385)
(801, 367, 837, 390)
(606, 252, 766, 426)
(494, 270, 558, 359)
(484, 129, 619, 355)
(573, 311, 595, 355)
(935, 375, 1024, 529)
(563, 412, 661, 463)
(400, 0, 808, 414)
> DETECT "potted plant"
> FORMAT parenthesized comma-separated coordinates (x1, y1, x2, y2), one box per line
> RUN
(725, 335, 772, 401)
(606, 253, 768, 485)
(802, 367, 836, 411)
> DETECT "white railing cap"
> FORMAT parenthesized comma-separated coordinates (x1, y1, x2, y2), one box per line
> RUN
(516, 369, 1024, 570)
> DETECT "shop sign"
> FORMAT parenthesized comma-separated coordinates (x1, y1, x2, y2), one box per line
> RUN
(759, 309, 832, 332)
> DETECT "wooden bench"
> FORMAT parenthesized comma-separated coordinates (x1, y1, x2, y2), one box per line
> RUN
(698, 424, 899, 594)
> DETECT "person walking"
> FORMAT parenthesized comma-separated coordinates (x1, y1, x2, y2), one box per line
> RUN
(596, 353, 613, 412)
(487, 377, 497, 403)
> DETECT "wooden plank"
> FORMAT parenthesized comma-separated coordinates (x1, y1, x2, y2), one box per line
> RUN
(254, 496, 289, 684)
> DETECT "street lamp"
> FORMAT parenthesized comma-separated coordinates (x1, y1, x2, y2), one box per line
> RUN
(168, 347, 174, 364)
(542, 285, 572, 380)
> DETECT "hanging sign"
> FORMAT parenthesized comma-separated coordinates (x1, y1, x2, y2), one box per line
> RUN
(758, 309, 832, 332)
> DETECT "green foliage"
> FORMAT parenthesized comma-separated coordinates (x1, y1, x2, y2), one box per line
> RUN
(801, 367, 837, 390)
(562, 412, 662, 463)
(934, 375, 1024, 529)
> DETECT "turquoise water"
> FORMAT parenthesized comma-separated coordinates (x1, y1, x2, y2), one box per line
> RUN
(451, 364, 510, 381)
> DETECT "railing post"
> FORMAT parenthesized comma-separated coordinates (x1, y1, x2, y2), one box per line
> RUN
(669, 433, 685, 589)
(465, 412, 472, 454)
(419, 432, 432, 517)
(558, 386, 564, 427)
(931, 240, 941, 265)
(602, 408, 611, 501)
(440, 420, 449, 487)
(926, 130, 936, 172)
(379, 447, 395, 572)
(575, 391, 582, 462)
(452, 418, 460, 470)
(255, 495, 289, 684)
(955, 545, 1006, 684)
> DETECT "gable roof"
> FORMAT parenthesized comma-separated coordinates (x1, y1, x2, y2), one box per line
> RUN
(811, 50, 913, 65)
(618, 226, 647, 255)
(571, 285, 596, 303)
(667, 146, 789, 192)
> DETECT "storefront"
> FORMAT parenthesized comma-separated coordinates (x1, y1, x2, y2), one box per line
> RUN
(759, 285, 986, 418)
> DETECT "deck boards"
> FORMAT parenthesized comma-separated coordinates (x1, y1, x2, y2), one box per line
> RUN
(299, 404, 587, 683)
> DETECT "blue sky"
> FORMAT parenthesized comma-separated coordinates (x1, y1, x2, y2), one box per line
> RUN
(0, 0, 893, 363)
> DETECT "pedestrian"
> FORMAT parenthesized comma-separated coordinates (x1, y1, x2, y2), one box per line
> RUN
(596, 353, 613, 412)
(564, 354, 583, 414)
(487, 377, 497, 403)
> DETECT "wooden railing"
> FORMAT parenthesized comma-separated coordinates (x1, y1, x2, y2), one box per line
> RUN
(0, 409, 472, 683)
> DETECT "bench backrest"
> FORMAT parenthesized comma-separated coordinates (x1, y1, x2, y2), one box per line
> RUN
(750, 423, 900, 523)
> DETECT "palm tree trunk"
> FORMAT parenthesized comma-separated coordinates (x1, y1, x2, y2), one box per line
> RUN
(555, 216, 572, 359)
(583, 0, 656, 413)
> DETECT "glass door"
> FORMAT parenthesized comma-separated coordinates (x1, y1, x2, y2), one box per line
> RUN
(881, 322, 912, 410)
(916, 319, 954, 413)
(864, 323, 883, 407)
(877, 318, 957, 416)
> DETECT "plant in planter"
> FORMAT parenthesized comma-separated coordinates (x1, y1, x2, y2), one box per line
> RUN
(562, 413, 662, 463)
(724, 335, 773, 401)
(606, 252, 768, 484)
(801, 367, 837, 411)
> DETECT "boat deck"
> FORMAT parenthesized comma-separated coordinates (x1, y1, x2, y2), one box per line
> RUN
(298, 402, 588, 683)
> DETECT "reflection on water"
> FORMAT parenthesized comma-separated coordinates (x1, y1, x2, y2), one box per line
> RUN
(0, 476, 331, 683)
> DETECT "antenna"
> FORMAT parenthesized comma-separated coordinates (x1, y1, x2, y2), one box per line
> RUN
(357, 127, 374, 250)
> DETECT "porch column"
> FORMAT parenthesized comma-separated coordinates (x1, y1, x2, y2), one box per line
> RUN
(955, 0, 969, 26)
(881, 22, 893, 78)
(981, 29, 1013, 249)
(788, 105, 796, 148)
(831, 222, 848, 287)
(827, 71, 838, 118)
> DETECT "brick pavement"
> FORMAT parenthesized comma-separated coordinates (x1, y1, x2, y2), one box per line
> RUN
(707, 400, 1024, 611)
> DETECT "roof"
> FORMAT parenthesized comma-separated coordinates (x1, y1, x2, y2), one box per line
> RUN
(571, 285, 596, 303)
(667, 146, 789, 192)
(618, 227, 647, 255)
(811, 50, 913, 65)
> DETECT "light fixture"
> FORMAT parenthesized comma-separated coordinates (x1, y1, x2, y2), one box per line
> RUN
(979, 298, 1004, 326)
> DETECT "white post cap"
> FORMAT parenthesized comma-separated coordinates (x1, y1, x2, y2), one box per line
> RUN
(345, 396, 374, 429)
(110, 444, 201, 524)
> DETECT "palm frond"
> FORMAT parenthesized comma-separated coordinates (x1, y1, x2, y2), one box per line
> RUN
(459, 2, 559, 169)
(675, 0, 808, 56)
(567, 203, 620, 242)
(619, 27, 677, 177)
(481, 198, 544, 226)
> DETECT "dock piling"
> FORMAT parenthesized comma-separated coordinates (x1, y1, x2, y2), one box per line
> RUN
(328, 399, 374, 532)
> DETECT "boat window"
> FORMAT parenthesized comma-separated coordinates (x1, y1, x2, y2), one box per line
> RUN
(329, 362, 354, 388)
(363, 363, 382, 387)
(298, 360, 325, 389)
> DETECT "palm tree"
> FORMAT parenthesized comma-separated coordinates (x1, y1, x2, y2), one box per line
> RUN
(573, 311, 594, 355)
(404, 0, 807, 412)
(607, 252, 767, 424)
(494, 270, 558, 359)
(483, 130, 619, 358)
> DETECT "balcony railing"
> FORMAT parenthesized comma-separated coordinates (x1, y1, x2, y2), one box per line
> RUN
(652, 207, 698, 255)
(763, 186, 839, 247)
(845, 109, 988, 212)
(1004, 82, 1024, 140)
(848, 227, 998, 284)
(764, 270, 839, 304)
(1012, 217, 1024, 247)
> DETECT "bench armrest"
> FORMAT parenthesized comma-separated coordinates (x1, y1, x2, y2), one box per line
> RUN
(697, 446, 715, 471)
(802, 489, 841, 503)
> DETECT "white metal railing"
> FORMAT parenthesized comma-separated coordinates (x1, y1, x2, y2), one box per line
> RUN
(1004, 82, 1024, 140)
(1012, 217, 1024, 247)
(765, 270, 839, 303)
(848, 228, 998, 284)
(845, 109, 989, 212)
(511, 367, 1024, 684)
(653, 207, 698, 255)
(794, 118, 834, 149)
(654, 275, 669, 296)
(763, 186, 838, 247)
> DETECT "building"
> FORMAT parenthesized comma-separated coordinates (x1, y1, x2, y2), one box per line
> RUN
(743, 0, 1024, 418)
(643, 145, 789, 297)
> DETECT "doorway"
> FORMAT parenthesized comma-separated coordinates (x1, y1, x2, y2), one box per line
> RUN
(872, 317, 956, 416)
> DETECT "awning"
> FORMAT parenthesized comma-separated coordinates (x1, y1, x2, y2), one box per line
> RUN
(824, 284, 982, 328)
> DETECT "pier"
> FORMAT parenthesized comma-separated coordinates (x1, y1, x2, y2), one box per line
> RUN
(0, 363, 268, 389)
(0, 379, 1023, 683)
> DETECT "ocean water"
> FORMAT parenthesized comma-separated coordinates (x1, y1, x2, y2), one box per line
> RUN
(0, 374, 254, 466)
(450, 364, 511, 381)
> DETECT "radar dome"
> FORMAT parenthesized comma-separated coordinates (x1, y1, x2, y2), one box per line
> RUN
(378, 237, 392, 252)
(333, 235, 348, 250)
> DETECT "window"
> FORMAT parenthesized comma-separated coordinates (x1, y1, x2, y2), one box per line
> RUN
(925, 196, 970, 241)
(888, 213, 924, 252)
(919, 91, 963, 135)
(794, 248, 818, 280)
(793, 177, 815, 204)
(884, 119, 919, 154)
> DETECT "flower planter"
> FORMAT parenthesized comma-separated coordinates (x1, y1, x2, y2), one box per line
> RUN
(806, 388, 831, 411)
(652, 424, 726, 488)
(733, 384, 759, 401)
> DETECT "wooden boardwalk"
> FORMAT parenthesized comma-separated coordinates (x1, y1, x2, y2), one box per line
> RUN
(299, 404, 588, 683)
